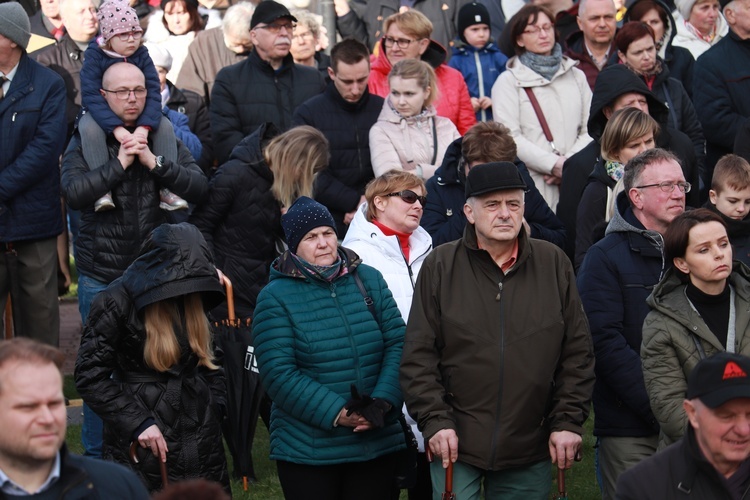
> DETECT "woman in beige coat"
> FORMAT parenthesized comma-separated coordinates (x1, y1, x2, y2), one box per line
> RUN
(369, 59, 461, 180)
(491, 4, 592, 211)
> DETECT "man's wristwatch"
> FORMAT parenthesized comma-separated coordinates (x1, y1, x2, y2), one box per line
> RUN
(154, 155, 165, 169)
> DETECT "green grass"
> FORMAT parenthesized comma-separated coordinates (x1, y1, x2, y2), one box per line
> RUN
(64, 408, 601, 499)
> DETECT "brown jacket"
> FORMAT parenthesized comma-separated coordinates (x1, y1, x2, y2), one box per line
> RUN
(401, 224, 595, 470)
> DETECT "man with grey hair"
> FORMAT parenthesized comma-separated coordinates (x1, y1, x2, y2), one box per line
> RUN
(401, 162, 594, 498)
(564, 0, 619, 89)
(693, 0, 750, 175)
(577, 148, 689, 499)
(0, 338, 149, 498)
(0, 2, 67, 346)
(176, 1, 255, 107)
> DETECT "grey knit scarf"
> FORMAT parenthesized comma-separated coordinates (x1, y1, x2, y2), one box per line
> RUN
(519, 43, 563, 81)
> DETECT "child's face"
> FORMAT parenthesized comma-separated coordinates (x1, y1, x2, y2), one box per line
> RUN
(108, 31, 142, 57)
(464, 24, 490, 49)
(710, 185, 750, 220)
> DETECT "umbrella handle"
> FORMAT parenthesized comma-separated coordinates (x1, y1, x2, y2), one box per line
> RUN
(224, 276, 235, 322)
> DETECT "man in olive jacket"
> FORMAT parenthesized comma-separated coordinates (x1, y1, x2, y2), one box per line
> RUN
(401, 162, 595, 498)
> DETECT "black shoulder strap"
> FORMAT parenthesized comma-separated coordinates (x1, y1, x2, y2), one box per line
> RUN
(352, 269, 378, 325)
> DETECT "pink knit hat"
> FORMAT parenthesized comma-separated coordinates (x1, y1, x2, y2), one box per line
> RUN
(97, 0, 141, 44)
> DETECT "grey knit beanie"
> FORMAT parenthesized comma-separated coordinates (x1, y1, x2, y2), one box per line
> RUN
(0, 2, 31, 50)
(675, 0, 698, 21)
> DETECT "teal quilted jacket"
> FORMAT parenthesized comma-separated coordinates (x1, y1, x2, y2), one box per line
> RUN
(252, 248, 406, 465)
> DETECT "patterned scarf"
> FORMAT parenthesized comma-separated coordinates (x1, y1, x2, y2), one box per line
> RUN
(519, 43, 563, 81)
(685, 19, 716, 43)
(291, 250, 347, 283)
(605, 160, 624, 182)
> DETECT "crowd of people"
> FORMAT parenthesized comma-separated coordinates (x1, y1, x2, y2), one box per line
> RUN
(3, 0, 750, 497)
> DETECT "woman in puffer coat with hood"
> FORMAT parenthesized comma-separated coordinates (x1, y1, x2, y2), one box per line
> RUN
(75, 222, 229, 492)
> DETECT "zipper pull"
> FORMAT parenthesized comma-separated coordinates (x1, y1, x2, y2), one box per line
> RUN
(496, 282, 502, 301)
(330, 282, 336, 298)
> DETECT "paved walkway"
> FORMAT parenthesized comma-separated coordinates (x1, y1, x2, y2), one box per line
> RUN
(59, 297, 82, 376)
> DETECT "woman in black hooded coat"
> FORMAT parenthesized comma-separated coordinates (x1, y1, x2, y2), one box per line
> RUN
(75, 223, 229, 492)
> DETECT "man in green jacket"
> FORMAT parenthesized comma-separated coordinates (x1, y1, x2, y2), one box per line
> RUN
(400, 161, 595, 499)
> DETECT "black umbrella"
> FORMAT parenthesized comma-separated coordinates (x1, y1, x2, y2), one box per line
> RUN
(212, 277, 265, 491)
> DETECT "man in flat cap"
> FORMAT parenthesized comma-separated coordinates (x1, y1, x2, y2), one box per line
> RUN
(210, 0, 325, 164)
(400, 162, 595, 499)
(0, 2, 67, 346)
(616, 351, 750, 499)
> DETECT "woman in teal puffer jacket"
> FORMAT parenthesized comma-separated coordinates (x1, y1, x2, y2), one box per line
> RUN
(252, 196, 406, 500)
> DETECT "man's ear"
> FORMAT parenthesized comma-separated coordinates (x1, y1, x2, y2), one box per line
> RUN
(683, 399, 699, 429)
(629, 187, 644, 210)
(99, 89, 107, 98)
(603, 106, 614, 120)
(327, 66, 336, 81)
(464, 202, 475, 224)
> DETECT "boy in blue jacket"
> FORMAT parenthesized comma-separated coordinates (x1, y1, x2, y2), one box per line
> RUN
(448, 2, 508, 122)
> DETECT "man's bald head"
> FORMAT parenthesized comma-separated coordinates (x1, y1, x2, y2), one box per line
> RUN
(100, 63, 147, 126)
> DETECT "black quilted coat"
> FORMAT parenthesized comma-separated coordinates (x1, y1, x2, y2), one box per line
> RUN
(189, 123, 283, 319)
(74, 223, 229, 492)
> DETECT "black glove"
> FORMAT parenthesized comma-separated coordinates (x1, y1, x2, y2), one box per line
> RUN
(359, 398, 391, 428)
(345, 384, 373, 416)
(344, 385, 391, 428)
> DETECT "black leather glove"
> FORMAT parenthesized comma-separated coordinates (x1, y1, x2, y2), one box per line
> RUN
(345, 384, 373, 416)
(359, 398, 391, 428)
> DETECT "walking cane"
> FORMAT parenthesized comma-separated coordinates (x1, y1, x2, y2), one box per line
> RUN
(441, 461, 456, 500)
(129, 441, 169, 488)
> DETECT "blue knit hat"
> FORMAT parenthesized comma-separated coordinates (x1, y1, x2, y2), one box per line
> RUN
(282, 196, 337, 253)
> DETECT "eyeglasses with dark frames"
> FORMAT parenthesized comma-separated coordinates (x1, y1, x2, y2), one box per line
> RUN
(383, 36, 421, 49)
(522, 24, 554, 35)
(101, 87, 148, 100)
(115, 30, 143, 41)
(256, 22, 296, 34)
(387, 190, 427, 206)
(635, 181, 692, 193)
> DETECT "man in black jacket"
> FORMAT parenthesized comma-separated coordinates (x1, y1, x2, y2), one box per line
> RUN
(210, 0, 325, 164)
(61, 62, 208, 458)
(616, 352, 750, 499)
(0, 338, 150, 499)
(292, 38, 383, 236)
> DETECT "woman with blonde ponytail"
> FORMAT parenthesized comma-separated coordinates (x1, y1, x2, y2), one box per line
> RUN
(75, 223, 229, 493)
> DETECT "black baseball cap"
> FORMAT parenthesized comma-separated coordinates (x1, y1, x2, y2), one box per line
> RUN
(250, 0, 297, 29)
(687, 352, 750, 408)
(465, 162, 527, 200)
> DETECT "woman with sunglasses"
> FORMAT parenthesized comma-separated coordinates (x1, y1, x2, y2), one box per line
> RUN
(252, 197, 406, 500)
(370, 59, 461, 181)
(342, 169, 433, 499)
(642, 209, 750, 448)
(575, 108, 660, 268)
(491, 4, 592, 212)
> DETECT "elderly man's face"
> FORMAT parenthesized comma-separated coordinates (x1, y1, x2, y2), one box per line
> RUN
(59, 0, 97, 42)
(100, 64, 147, 126)
(250, 17, 294, 65)
(628, 159, 686, 233)
(464, 189, 525, 245)
(224, 26, 253, 54)
(685, 397, 750, 477)
(0, 361, 66, 466)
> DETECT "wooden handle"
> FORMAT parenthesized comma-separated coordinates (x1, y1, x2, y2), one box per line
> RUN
(557, 467, 566, 495)
(445, 461, 453, 493)
(129, 441, 169, 487)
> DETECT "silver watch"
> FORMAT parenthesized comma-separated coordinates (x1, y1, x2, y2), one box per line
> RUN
(154, 155, 165, 168)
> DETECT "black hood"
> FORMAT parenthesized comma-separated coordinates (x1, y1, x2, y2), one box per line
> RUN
(433, 137, 465, 186)
(422, 39, 448, 69)
(122, 223, 225, 311)
(588, 64, 669, 142)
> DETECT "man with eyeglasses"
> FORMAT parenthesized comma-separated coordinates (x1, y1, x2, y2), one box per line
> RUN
(210, 0, 325, 164)
(576, 148, 689, 500)
(401, 161, 595, 499)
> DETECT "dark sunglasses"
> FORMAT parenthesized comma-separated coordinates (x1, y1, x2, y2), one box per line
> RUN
(387, 190, 426, 206)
